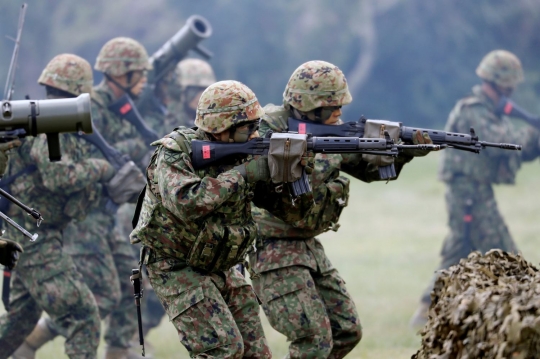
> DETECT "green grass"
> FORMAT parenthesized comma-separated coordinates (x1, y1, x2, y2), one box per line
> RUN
(3, 152, 540, 358)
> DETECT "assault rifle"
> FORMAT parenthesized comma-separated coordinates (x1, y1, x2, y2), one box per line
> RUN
(288, 117, 523, 153)
(191, 133, 441, 196)
(135, 15, 213, 117)
(496, 97, 540, 130)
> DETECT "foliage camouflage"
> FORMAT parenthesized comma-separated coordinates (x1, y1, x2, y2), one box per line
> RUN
(37, 54, 93, 96)
(194, 80, 264, 133)
(413, 250, 540, 359)
(283, 60, 352, 112)
(94, 37, 152, 76)
(476, 49, 524, 88)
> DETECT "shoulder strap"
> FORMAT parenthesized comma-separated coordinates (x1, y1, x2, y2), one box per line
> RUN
(131, 185, 146, 229)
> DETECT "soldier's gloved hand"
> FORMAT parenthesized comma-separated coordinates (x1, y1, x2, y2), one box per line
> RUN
(87, 158, 116, 181)
(234, 155, 270, 183)
(0, 140, 22, 177)
(105, 161, 146, 204)
(300, 151, 315, 174)
(402, 130, 434, 157)
(0, 237, 23, 269)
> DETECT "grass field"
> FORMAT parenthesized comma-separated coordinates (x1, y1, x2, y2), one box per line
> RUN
(3, 152, 540, 358)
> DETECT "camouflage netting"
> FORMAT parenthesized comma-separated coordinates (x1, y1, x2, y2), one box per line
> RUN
(412, 249, 540, 359)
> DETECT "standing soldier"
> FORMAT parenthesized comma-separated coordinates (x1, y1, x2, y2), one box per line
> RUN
(130, 80, 313, 358)
(166, 58, 216, 129)
(131, 58, 217, 348)
(91, 37, 152, 358)
(248, 60, 431, 358)
(12, 54, 145, 359)
(0, 54, 116, 359)
(410, 50, 540, 327)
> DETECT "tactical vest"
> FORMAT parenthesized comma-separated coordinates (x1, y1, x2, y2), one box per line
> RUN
(131, 127, 258, 272)
(252, 104, 350, 240)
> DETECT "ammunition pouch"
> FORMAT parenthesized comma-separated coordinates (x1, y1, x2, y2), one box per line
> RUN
(268, 133, 307, 184)
(320, 175, 350, 232)
(362, 119, 400, 166)
(186, 221, 256, 272)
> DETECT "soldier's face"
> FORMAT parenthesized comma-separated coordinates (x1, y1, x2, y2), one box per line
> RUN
(323, 108, 342, 125)
(128, 71, 147, 97)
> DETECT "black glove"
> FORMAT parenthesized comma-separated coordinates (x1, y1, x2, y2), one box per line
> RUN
(0, 237, 23, 269)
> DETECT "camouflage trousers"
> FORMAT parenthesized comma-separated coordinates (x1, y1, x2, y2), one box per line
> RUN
(145, 253, 271, 358)
(0, 231, 100, 359)
(44, 210, 139, 348)
(249, 237, 362, 359)
(421, 179, 517, 303)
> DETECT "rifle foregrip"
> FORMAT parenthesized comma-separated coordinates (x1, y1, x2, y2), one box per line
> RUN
(400, 126, 472, 146)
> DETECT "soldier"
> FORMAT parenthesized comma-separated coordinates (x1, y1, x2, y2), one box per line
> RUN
(410, 50, 540, 327)
(12, 54, 145, 359)
(93, 36, 152, 166)
(130, 80, 314, 358)
(0, 141, 23, 270)
(166, 58, 216, 129)
(131, 58, 216, 348)
(0, 54, 118, 359)
(248, 60, 432, 358)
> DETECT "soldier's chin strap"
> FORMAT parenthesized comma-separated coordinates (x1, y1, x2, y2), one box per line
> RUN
(105, 74, 138, 100)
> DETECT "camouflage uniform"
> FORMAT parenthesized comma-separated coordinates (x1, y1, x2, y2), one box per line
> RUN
(131, 80, 312, 358)
(0, 141, 23, 269)
(87, 38, 152, 355)
(415, 50, 540, 313)
(248, 61, 417, 359)
(165, 58, 216, 128)
(136, 59, 216, 338)
(0, 131, 112, 359)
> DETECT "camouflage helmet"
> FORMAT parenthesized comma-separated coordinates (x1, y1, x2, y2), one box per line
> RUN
(176, 58, 216, 89)
(94, 37, 152, 76)
(195, 80, 264, 133)
(283, 60, 352, 112)
(476, 50, 524, 88)
(38, 54, 93, 96)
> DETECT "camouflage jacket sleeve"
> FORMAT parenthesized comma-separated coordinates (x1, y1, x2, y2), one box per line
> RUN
(30, 134, 106, 195)
(154, 139, 248, 221)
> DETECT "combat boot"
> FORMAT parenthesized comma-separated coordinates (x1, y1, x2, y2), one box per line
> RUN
(409, 301, 430, 329)
(104, 346, 147, 359)
(11, 317, 56, 359)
